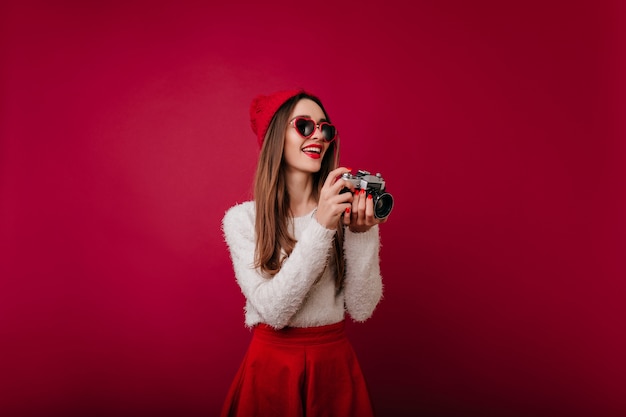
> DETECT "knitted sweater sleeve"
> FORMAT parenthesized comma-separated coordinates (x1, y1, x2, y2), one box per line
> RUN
(222, 202, 336, 329)
(343, 225, 384, 321)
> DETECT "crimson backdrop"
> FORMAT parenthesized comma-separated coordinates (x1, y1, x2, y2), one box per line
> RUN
(1, 1, 625, 416)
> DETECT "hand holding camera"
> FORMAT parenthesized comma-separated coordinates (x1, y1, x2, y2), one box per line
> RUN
(340, 170, 394, 219)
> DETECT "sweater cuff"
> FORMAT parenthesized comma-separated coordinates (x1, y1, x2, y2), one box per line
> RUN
(344, 224, 379, 245)
(308, 216, 338, 240)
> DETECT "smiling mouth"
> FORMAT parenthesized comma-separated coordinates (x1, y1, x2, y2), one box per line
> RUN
(302, 145, 322, 155)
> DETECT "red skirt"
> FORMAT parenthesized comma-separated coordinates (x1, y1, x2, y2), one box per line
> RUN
(220, 321, 375, 417)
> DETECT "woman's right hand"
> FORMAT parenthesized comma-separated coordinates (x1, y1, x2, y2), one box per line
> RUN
(314, 167, 355, 229)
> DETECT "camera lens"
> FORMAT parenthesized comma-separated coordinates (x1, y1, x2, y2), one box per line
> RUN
(373, 193, 394, 219)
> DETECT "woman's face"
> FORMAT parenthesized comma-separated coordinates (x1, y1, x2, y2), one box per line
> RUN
(283, 98, 333, 174)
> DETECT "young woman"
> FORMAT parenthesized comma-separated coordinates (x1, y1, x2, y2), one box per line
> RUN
(220, 89, 388, 417)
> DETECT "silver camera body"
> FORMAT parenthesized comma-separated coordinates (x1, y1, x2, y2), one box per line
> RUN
(341, 170, 394, 219)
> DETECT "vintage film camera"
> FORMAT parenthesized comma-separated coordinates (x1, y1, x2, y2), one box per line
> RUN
(340, 170, 394, 219)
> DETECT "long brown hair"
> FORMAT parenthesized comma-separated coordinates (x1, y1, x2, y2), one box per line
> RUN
(253, 93, 346, 292)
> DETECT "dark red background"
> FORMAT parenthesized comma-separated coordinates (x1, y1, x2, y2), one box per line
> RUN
(1, 1, 624, 416)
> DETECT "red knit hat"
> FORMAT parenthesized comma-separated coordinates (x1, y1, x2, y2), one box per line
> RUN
(249, 89, 305, 148)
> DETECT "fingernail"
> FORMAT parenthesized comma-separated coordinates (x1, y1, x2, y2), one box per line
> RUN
(345, 207, 350, 214)
(367, 194, 373, 200)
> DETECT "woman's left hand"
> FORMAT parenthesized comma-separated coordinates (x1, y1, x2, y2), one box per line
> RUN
(343, 189, 389, 232)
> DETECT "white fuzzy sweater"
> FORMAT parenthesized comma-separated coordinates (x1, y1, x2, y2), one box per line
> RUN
(222, 201, 383, 329)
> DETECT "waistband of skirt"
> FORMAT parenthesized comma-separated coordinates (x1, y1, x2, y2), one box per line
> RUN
(253, 320, 346, 345)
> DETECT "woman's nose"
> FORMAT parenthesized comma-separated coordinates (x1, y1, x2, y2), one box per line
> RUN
(311, 123, 324, 140)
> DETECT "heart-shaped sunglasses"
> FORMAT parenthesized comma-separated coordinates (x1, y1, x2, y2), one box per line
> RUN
(289, 117, 337, 142)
